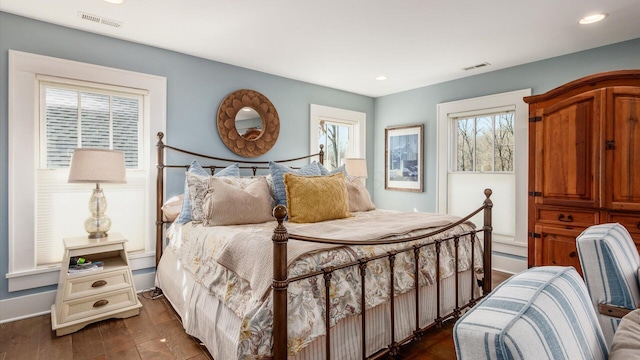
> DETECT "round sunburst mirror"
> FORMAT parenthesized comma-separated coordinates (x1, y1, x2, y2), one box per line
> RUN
(216, 89, 280, 157)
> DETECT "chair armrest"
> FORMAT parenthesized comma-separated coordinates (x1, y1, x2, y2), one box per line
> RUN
(599, 303, 634, 318)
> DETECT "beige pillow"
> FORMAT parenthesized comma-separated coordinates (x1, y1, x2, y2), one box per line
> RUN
(161, 194, 184, 222)
(202, 176, 273, 226)
(345, 176, 375, 212)
(284, 172, 350, 223)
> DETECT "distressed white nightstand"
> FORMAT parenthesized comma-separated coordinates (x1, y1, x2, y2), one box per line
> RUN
(51, 233, 142, 336)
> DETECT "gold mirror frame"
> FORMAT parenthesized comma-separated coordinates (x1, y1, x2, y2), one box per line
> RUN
(217, 89, 280, 157)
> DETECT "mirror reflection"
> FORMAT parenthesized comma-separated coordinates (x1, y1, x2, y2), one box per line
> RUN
(217, 89, 279, 157)
(235, 107, 263, 140)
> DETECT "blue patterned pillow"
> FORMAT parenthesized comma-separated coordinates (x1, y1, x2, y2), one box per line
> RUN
(175, 161, 239, 224)
(269, 161, 322, 206)
(317, 162, 348, 176)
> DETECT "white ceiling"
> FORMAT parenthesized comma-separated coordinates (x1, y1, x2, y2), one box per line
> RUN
(2, 0, 639, 97)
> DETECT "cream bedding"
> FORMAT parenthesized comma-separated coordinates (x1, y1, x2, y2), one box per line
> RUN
(164, 209, 483, 358)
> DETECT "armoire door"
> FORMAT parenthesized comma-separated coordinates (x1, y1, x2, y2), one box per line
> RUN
(533, 225, 584, 275)
(604, 86, 640, 211)
(534, 89, 602, 209)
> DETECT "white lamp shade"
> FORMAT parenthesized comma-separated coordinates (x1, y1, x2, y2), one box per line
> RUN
(68, 148, 127, 183)
(344, 158, 368, 178)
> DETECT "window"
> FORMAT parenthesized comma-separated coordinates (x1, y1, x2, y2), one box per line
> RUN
(42, 85, 142, 168)
(36, 79, 146, 265)
(437, 89, 530, 274)
(7, 50, 166, 292)
(453, 111, 514, 172)
(318, 119, 355, 171)
(310, 104, 366, 170)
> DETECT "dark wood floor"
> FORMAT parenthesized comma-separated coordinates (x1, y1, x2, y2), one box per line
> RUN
(0, 271, 511, 360)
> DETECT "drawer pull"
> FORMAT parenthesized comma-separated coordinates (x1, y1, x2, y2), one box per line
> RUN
(558, 214, 574, 222)
(636, 221, 640, 230)
(569, 251, 577, 258)
(91, 280, 107, 288)
(93, 299, 109, 308)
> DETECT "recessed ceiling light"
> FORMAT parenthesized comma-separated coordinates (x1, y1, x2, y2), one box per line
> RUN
(104, 0, 124, 4)
(375, 75, 388, 81)
(579, 13, 607, 25)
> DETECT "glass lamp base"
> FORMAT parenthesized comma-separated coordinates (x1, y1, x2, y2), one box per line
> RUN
(85, 185, 112, 239)
(87, 231, 109, 239)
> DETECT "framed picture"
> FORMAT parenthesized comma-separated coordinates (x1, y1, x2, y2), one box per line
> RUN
(385, 124, 424, 192)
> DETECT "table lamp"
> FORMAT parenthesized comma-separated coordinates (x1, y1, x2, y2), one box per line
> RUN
(344, 158, 368, 184)
(68, 148, 127, 239)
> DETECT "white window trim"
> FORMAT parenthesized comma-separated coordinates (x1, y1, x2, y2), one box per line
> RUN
(310, 104, 366, 159)
(7, 50, 166, 292)
(436, 89, 530, 257)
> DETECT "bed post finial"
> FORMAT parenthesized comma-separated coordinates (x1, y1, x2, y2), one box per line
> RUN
(483, 188, 493, 295)
(157, 131, 164, 142)
(318, 144, 325, 165)
(272, 205, 289, 359)
(273, 205, 287, 225)
(484, 188, 492, 201)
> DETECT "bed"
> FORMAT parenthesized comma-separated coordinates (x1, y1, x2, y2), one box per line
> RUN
(153, 132, 493, 359)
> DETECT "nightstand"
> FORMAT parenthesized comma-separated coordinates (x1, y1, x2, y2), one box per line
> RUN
(51, 233, 142, 336)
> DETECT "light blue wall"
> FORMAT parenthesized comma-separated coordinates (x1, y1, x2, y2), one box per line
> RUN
(0, 12, 375, 300)
(1, 10, 639, 304)
(373, 38, 640, 211)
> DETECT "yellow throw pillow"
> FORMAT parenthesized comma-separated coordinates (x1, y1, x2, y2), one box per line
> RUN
(284, 172, 350, 223)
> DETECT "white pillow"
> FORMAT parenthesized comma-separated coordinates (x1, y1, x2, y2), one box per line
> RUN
(161, 194, 183, 222)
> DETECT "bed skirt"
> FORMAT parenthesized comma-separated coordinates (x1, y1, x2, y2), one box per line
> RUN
(156, 246, 479, 359)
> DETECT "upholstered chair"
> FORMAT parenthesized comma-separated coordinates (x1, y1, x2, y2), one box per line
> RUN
(454, 266, 608, 360)
(576, 222, 640, 349)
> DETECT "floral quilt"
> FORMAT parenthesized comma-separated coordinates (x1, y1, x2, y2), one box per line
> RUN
(166, 210, 483, 358)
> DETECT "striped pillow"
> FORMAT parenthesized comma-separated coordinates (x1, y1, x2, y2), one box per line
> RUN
(454, 266, 608, 360)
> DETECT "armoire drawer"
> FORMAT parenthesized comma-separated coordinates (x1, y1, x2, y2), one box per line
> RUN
(605, 213, 640, 235)
(535, 206, 599, 227)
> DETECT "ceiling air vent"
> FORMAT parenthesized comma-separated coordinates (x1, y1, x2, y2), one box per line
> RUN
(462, 62, 491, 71)
(78, 11, 123, 28)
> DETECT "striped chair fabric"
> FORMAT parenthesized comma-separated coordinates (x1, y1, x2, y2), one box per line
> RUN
(454, 266, 608, 360)
(576, 222, 640, 349)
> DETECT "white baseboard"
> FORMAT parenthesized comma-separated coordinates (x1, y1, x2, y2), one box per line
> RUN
(133, 271, 156, 294)
(492, 253, 527, 275)
(0, 271, 156, 324)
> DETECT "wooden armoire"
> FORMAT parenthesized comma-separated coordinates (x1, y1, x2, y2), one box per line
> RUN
(524, 70, 640, 274)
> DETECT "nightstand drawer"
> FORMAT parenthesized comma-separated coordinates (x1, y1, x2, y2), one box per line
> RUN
(59, 288, 138, 324)
(64, 269, 132, 300)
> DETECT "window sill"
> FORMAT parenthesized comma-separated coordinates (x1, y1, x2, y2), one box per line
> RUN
(5, 252, 156, 292)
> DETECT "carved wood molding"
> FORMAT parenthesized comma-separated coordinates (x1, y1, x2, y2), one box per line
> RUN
(524, 70, 640, 104)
